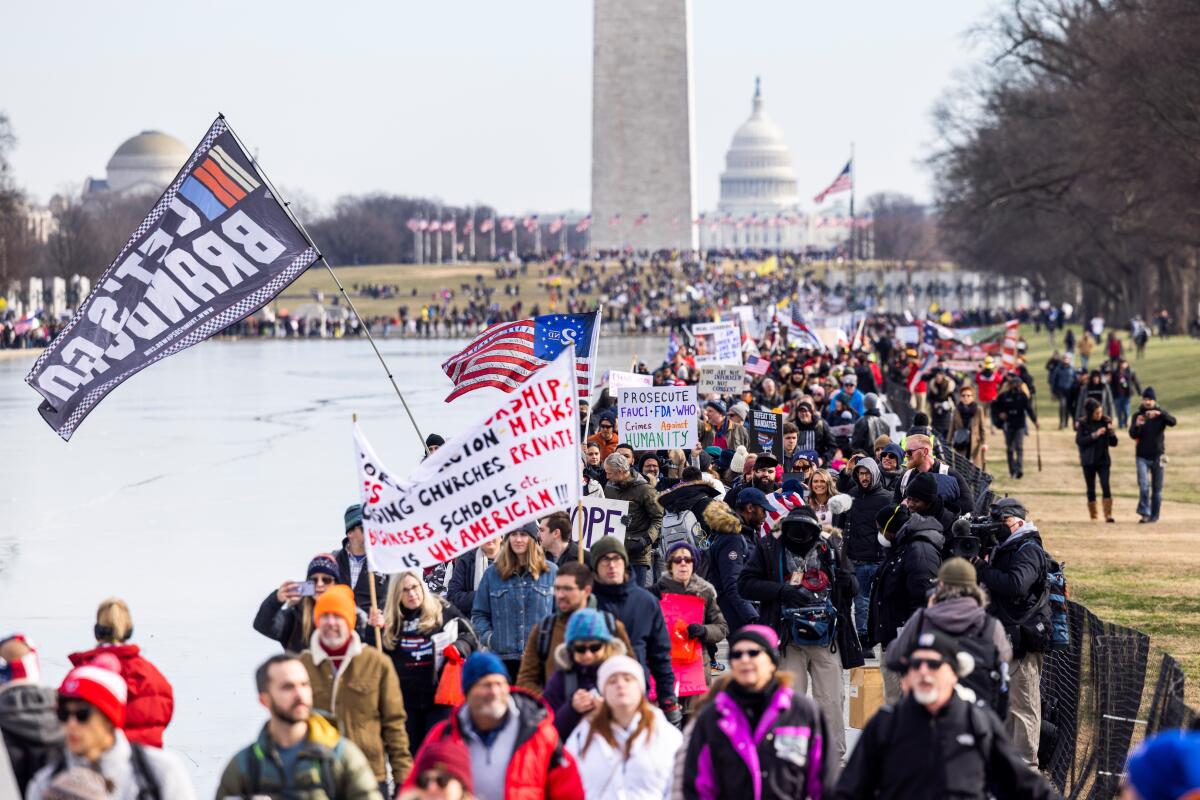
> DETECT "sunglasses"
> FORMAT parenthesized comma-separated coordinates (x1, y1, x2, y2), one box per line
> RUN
(311, 575, 336, 585)
(416, 771, 454, 790)
(904, 448, 924, 457)
(599, 424, 613, 430)
(572, 642, 605, 655)
(669, 556, 694, 565)
(730, 647, 763, 661)
(56, 704, 92, 724)
(907, 656, 946, 672)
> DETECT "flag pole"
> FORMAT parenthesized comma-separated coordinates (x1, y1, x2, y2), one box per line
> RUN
(354, 412, 385, 652)
(221, 116, 429, 455)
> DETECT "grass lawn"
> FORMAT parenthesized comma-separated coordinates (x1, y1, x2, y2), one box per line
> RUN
(992, 332, 1200, 704)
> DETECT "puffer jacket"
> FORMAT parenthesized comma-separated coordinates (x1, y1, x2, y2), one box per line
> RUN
(868, 514, 945, 649)
(844, 457, 893, 564)
(605, 473, 664, 567)
(215, 713, 382, 800)
(471, 563, 557, 660)
(0, 682, 62, 793)
(68, 644, 173, 748)
(703, 501, 759, 631)
(300, 632, 413, 784)
(567, 705, 683, 800)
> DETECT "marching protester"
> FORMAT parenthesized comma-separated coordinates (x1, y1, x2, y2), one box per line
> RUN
(515, 562, 633, 693)
(1129, 387, 1176, 524)
(651, 540, 729, 694)
(789, 400, 836, 466)
(704, 491, 766, 632)
(658, 466, 722, 532)
(739, 505, 856, 763)
(991, 373, 1038, 480)
(380, 571, 478, 751)
(974, 355, 1004, 422)
(586, 410, 619, 461)
(396, 736, 474, 800)
(339, 505, 390, 616)
(471, 524, 557, 680)
(0, 635, 61, 795)
(681, 625, 838, 798)
(851, 392, 889, 454)
(588, 536, 683, 727)
(836, 631, 1057, 799)
(1076, 398, 1119, 522)
(537, 512, 586, 567)
(299, 584, 413, 794)
(411, 652, 584, 800)
(973, 498, 1051, 767)
(542, 608, 627, 739)
(877, 443, 904, 493)
(602, 453, 664, 588)
(948, 383, 987, 468)
(884, 558, 1011, 714)
(255, 552, 350, 653)
(892, 433, 972, 514)
(1109, 356, 1141, 428)
(842, 457, 893, 645)
(1074, 369, 1115, 423)
(217, 655, 382, 799)
(806, 468, 843, 531)
(25, 664, 195, 800)
(565, 654, 683, 799)
(446, 537, 503, 616)
(584, 442, 606, 483)
(68, 597, 174, 748)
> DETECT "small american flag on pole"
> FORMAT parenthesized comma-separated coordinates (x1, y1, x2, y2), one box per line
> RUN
(500, 217, 515, 233)
(522, 215, 539, 231)
(418, 219, 430, 231)
(744, 354, 771, 376)
(463, 219, 474, 234)
(479, 217, 495, 233)
(548, 216, 564, 235)
(814, 159, 853, 203)
(575, 214, 592, 233)
(634, 213, 649, 226)
(608, 213, 621, 228)
(405, 219, 420, 232)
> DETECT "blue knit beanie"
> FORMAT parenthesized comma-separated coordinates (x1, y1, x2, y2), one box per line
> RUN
(344, 504, 364, 532)
(461, 652, 508, 694)
(1125, 730, 1200, 800)
(564, 608, 613, 645)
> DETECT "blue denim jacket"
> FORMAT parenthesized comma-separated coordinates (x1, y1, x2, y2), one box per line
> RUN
(470, 562, 557, 660)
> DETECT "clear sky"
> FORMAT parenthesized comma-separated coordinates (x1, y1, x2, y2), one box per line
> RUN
(3, 1, 995, 215)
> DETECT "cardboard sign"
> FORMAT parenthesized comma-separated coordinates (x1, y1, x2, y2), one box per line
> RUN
(698, 364, 745, 396)
(748, 410, 784, 462)
(661, 593, 708, 697)
(568, 497, 629, 548)
(691, 321, 741, 364)
(617, 386, 698, 451)
(606, 370, 652, 392)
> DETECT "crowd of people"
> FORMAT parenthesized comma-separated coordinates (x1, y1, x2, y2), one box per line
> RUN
(2, 312, 1195, 800)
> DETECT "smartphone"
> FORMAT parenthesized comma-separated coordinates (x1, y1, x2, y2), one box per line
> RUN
(297, 580, 316, 597)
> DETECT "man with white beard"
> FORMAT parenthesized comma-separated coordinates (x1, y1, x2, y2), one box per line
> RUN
(835, 631, 1056, 799)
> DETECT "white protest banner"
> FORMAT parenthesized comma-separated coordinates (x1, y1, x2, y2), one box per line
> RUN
(355, 349, 581, 572)
(607, 370, 652, 392)
(691, 321, 740, 364)
(617, 385, 698, 450)
(698, 364, 745, 395)
(568, 497, 629, 548)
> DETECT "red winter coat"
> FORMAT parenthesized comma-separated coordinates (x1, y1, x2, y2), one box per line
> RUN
(68, 644, 174, 747)
(407, 688, 583, 800)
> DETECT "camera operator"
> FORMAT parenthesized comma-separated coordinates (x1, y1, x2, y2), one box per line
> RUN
(973, 498, 1051, 768)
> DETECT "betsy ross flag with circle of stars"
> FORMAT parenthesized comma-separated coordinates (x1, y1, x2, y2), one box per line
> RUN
(441, 311, 600, 402)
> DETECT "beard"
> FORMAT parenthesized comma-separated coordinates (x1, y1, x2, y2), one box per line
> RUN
(912, 685, 939, 705)
(271, 698, 311, 725)
(753, 477, 777, 493)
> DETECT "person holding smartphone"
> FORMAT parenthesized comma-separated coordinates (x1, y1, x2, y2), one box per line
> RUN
(541, 609, 626, 741)
(254, 553, 345, 653)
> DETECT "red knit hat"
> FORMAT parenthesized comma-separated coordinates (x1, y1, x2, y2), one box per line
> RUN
(59, 664, 128, 728)
(404, 737, 473, 794)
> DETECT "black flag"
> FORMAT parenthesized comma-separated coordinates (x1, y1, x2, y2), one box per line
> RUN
(26, 117, 317, 440)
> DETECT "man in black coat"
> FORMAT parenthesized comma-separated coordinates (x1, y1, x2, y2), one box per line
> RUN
(337, 504, 388, 614)
(991, 374, 1038, 479)
(893, 434, 973, 515)
(844, 457, 894, 644)
(1129, 386, 1177, 523)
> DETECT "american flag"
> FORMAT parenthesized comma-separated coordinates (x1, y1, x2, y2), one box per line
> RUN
(405, 218, 420, 232)
(418, 219, 430, 231)
(441, 311, 601, 402)
(608, 213, 621, 227)
(634, 213, 649, 226)
(908, 351, 938, 393)
(12, 310, 42, 336)
(500, 217, 515, 233)
(761, 490, 806, 536)
(920, 319, 939, 353)
(788, 301, 825, 351)
(575, 214, 592, 233)
(463, 219, 474, 234)
(479, 217, 495, 233)
(548, 216, 564, 235)
(745, 354, 771, 376)
(442, 219, 455, 235)
(427, 220, 441, 233)
(522, 215, 539, 231)
(813, 159, 853, 203)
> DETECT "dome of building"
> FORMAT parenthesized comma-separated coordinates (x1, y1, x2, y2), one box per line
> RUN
(104, 130, 189, 195)
(718, 79, 800, 214)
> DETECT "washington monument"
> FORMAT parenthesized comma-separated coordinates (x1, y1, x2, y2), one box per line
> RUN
(591, 0, 698, 253)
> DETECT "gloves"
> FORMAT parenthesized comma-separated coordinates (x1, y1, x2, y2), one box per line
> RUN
(686, 623, 706, 640)
(780, 585, 809, 606)
(443, 644, 464, 664)
(660, 697, 683, 729)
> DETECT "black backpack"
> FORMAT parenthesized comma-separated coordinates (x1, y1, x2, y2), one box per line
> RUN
(917, 607, 1006, 715)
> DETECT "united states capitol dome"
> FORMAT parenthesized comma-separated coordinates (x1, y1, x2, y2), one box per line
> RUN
(102, 130, 189, 195)
(717, 78, 800, 214)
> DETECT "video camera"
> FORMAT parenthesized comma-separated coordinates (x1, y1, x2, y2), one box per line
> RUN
(947, 512, 1008, 560)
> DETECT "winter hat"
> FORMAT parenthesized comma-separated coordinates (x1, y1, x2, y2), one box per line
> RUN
(306, 553, 339, 582)
(597, 654, 646, 696)
(992, 497, 1028, 521)
(344, 504, 364, 532)
(703, 445, 723, 458)
(1142, 386, 1157, 400)
(313, 584, 357, 633)
(938, 557, 977, 589)
(1125, 730, 1200, 800)
(717, 449, 736, 473)
(903, 629, 974, 678)
(876, 504, 910, 536)
(0, 634, 40, 685)
(589, 535, 628, 571)
(565, 608, 613, 644)
(753, 454, 779, 471)
(729, 402, 750, 422)
(841, 373, 858, 386)
(904, 472, 939, 505)
(864, 392, 879, 411)
(881, 443, 904, 464)
(729, 625, 781, 665)
(44, 768, 111, 800)
(461, 652, 508, 694)
(425, 433, 446, 448)
(705, 399, 727, 415)
(664, 539, 700, 566)
(730, 445, 750, 473)
(59, 664, 127, 729)
(407, 737, 474, 795)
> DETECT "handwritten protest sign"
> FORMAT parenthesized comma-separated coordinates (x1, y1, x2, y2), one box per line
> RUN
(606, 370, 652, 392)
(698, 364, 744, 396)
(355, 350, 581, 572)
(748, 410, 784, 461)
(568, 497, 629, 548)
(691, 321, 740, 364)
(617, 386, 698, 451)
(661, 593, 708, 697)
